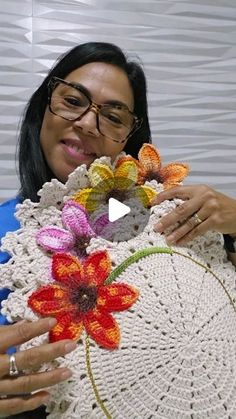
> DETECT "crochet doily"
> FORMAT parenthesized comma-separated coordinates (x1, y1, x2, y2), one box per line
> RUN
(0, 146, 236, 419)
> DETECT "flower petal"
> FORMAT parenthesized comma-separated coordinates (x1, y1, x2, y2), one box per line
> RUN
(84, 251, 111, 287)
(28, 284, 73, 316)
(135, 185, 157, 207)
(114, 158, 139, 190)
(62, 200, 95, 238)
(115, 156, 139, 167)
(92, 213, 117, 240)
(97, 284, 139, 312)
(160, 163, 190, 188)
(89, 163, 114, 191)
(52, 253, 84, 286)
(49, 312, 83, 342)
(36, 226, 74, 253)
(72, 188, 103, 213)
(92, 213, 110, 235)
(84, 309, 120, 350)
(138, 144, 162, 172)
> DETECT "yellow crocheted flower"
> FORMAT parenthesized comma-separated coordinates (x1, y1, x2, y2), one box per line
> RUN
(72, 157, 157, 213)
(137, 144, 189, 189)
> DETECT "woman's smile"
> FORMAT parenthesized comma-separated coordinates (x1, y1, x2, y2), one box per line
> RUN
(60, 138, 97, 162)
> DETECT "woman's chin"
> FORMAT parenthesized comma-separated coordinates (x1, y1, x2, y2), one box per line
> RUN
(54, 159, 95, 183)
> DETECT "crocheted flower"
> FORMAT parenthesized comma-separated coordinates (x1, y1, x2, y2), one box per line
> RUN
(72, 157, 157, 213)
(36, 200, 109, 258)
(28, 251, 139, 350)
(137, 144, 189, 189)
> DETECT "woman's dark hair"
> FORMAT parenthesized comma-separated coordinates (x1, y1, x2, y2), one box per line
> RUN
(18, 42, 151, 201)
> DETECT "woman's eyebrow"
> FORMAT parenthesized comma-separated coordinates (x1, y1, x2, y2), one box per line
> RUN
(103, 99, 129, 109)
(70, 82, 91, 98)
(69, 81, 129, 109)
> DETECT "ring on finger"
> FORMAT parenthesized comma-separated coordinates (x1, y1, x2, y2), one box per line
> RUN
(192, 213, 202, 226)
(9, 354, 19, 377)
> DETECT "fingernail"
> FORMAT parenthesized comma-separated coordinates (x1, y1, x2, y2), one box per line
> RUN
(42, 395, 50, 404)
(48, 318, 57, 328)
(166, 235, 175, 245)
(60, 369, 73, 380)
(154, 222, 163, 233)
(65, 342, 77, 353)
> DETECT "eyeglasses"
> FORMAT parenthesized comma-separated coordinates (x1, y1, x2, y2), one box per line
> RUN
(47, 77, 142, 143)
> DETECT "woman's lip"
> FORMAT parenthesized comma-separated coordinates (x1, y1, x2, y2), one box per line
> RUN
(61, 138, 96, 154)
(60, 141, 96, 161)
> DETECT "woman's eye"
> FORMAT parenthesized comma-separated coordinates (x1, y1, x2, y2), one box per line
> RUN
(64, 96, 82, 107)
(107, 113, 122, 124)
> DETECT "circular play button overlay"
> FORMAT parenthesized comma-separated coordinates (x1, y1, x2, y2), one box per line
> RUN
(72, 159, 157, 243)
(108, 197, 130, 222)
(90, 192, 151, 243)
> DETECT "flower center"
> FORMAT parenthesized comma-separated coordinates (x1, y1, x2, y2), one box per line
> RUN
(144, 170, 163, 183)
(75, 236, 90, 257)
(106, 188, 130, 202)
(71, 285, 98, 313)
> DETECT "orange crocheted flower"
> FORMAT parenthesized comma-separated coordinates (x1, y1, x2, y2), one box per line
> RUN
(28, 251, 139, 350)
(137, 144, 189, 189)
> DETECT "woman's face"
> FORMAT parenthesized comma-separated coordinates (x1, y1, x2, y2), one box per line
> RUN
(40, 62, 134, 183)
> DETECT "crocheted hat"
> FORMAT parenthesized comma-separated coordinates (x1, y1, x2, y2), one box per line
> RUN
(0, 145, 235, 419)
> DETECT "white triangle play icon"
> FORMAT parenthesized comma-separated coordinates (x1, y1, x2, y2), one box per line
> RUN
(108, 198, 130, 222)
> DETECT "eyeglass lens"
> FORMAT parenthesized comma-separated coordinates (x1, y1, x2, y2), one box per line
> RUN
(50, 82, 136, 142)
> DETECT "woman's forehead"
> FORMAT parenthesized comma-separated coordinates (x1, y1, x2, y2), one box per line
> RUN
(64, 62, 134, 109)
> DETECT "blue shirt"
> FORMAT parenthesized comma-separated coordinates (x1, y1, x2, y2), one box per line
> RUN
(0, 197, 21, 330)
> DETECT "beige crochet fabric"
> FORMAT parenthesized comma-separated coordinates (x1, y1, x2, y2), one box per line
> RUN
(0, 157, 236, 419)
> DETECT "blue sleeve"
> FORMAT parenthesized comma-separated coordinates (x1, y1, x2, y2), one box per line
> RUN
(0, 198, 21, 331)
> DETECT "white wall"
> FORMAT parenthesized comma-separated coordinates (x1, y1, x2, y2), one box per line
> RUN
(0, 0, 235, 201)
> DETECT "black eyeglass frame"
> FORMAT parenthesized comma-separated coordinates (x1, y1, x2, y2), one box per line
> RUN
(47, 76, 142, 143)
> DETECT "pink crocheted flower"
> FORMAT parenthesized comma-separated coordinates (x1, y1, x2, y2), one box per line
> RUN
(36, 200, 109, 258)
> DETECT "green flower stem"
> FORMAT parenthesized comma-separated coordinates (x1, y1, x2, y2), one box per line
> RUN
(105, 246, 236, 311)
(174, 250, 236, 311)
(85, 336, 112, 419)
(105, 247, 173, 285)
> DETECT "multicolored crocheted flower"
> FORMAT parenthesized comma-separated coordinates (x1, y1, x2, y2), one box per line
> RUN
(72, 157, 157, 213)
(36, 200, 110, 258)
(137, 144, 189, 189)
(28, 251, 139, 350)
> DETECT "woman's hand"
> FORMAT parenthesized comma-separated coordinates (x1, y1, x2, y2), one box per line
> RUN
(0, 317, 76, 417)
(152, 185, 236, 245)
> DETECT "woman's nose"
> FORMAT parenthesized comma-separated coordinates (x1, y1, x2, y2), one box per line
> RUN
(73, 108, 100, 137)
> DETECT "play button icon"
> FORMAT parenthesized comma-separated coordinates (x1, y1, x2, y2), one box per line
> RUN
(108, 198, 130, 222)
(73, 169, 155, 242)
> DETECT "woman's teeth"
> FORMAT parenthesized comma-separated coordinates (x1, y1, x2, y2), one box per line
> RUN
(69, 144, 94, 155)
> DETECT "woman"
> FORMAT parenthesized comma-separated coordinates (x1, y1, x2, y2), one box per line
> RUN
(0, 41, 150, 418)
(0, 43, 236, 418)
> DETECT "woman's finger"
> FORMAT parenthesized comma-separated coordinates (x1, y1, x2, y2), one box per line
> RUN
(151, 185, 194, 205)
(165, 216, 211, 245)
(153, 185, 236, 237)
(154, 199, 202, 235)
(0, 367, 72, 396)
(152, 186, 206, 234)
(0, 318, 57, 353)
(0, 390, 50, 417)
(0, 339, 77, 378)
